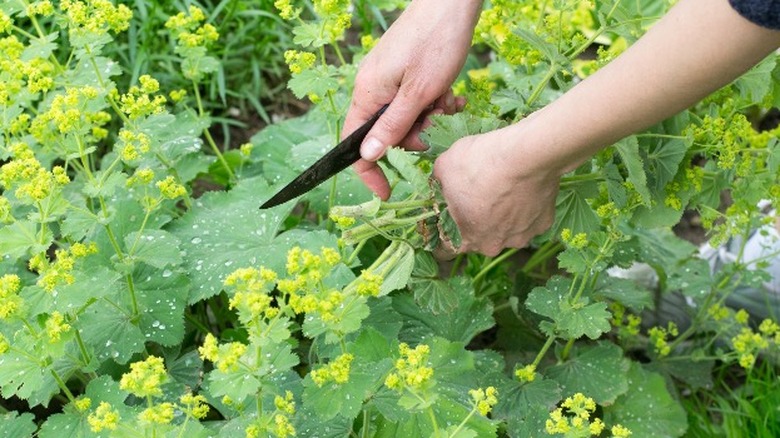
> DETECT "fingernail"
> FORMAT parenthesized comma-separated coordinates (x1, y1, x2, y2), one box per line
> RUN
(361, 137, 384, 161)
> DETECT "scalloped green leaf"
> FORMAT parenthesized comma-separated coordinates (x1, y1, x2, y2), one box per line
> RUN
(545, 342, 630, 404)
(168, 177, 293, 303)
(396, 277, 494, 344)
(604, 363, 688, 437)
(0, 412, 36, 438)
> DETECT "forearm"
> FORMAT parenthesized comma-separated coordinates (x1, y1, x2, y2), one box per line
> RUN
(509, 0, 780, 175)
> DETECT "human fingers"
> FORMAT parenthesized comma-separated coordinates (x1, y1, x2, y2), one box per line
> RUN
(352, 159, 391, 200)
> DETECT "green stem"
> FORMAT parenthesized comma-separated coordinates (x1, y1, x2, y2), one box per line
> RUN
(128, 208, 152, 256)
(427, 406, 439, 436)
(51, 369, 77, 403)
(193, 80, 235, 182)
(74, 328, 94, 375)
(473, 248, 519, 286)
(448, 407, 478, 438)
(532, 334, 556, 367)
(560, 338, 575, 361)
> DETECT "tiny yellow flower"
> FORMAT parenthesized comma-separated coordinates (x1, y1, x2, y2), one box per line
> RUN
(119, 356, 168, 398)
(139, 402, 175, 425)
(735, 309, 750, 325)
(74, 396, 92, 412)
(45, 311, 71, 343)
(156, 175, 187, 199)
(611, 424, 632, 437)
(515, 364, 536, 383)
(87, 402, 120, 433)
(180, 392, 210, 419)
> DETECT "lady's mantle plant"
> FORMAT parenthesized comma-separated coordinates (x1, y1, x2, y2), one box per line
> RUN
(2, 1, 780, 437)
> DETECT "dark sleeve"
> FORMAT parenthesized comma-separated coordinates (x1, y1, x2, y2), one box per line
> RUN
(729, 0, 780, 29)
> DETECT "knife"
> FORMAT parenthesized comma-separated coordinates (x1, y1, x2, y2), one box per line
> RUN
(259, 105, 387, 209)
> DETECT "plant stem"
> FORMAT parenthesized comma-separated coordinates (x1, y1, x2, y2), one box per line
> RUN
(473, 248, 519, 287)
(427, 406, 439, 436)
(51, 369, 77, 403)
(532, 335, 557, 367)
(448, 407, 478, 438)
(193, 80, 235, 182)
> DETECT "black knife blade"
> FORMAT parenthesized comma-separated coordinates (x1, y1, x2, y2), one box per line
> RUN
(259, 105, 387, 209)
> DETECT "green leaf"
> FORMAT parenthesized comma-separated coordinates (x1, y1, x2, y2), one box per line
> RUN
(375, 241, 415, 296)
(409, 252, 458, 314)
(0, 350, 59, 407)
(385, 148, 428, 192)
(396, 277, 494, 344)
(134, 266, 189, 347)
(168, 177, 293, 303)
(302, 357, 391, 421)
(592, 275, 654, 311)
(420, 113, 503, 156)
(39, 376, 128, 438)
(21, 33, 57, 61)
(0, 220, 51, 260)
(553, 182, 600, 236)
(667, 257, 712, 299)
(494, 378, 561, 438)
(288, 66, 338, 99)
(67, 56, 121, 85)
(55, 264, 121, 312)
(83, 171, 126, 198)
(734, 56, 776, 104)
(546, 342, 630, 404)
(205, 342, 298, 403)
(125, 229, 183, 269)
(303, 295, 370, 344)
(603, 363, 688, 437)
(614, 136, 651, 205)
(78, 299, 144, 364)
(0, 412, 36, 438)
(526, 277, 611, 340)
(641, 137, 688, 195)
(292, 22, 329, 47)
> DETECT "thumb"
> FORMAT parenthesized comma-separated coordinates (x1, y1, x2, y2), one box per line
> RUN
(360, 95, 430, 162)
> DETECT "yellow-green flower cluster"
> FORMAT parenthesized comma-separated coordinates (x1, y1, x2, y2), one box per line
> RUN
(560, 228, 588, 249)
(226, 267, 279, 322)
(117, 75, 167, 120)
(0, 196, 11, 223)
(284, 50, 316, 75)
(274, 391, 296, 415)
(647, 322, 678, 357)
(180, 392, 210, 419)
(156, 175, 187, 199)
(730, 313, 778, 369)
(165, 6, 219, 48)
(310, 353, 354, 387)
(74, 396, 92, 412)
(139, 402, 175, 425)
(119, 355, 168, 398)
(545, 393, 630, 437)
(127, 168, 155, 187)
(0, 274, 23, 320)
(30, 87, 109, 142)
(329, 212, 356, 229)
(313, 0, 352, 41)
(87, 402, 120, 433)
(45, 311, 71, 343)
(355, 270, 382, 297)
(60, 0, 133, 36)
(274, 0, 302, 20)
(0, 11, 12, 34)
(469, 386, 499, 416)
(27, 1, 55, 16)
(31, 242, 98, 292)
(0, 333, 10, 355)
(609, 302, 642, 339)
(514, 363, 536, 383)
(385, 343, 434, 391)
(0, 145, 71, 204)
(198, 333, 247, 372)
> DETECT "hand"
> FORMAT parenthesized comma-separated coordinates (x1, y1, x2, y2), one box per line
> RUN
(432, 126, 561, 257)
(344, 1, 481, 200)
